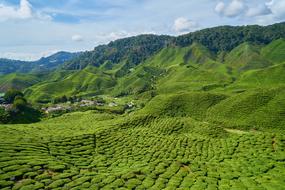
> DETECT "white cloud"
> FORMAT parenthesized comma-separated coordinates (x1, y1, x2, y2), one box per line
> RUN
(0, 0, 51, 22)
(215, 0, 245, 17)
(253, 0, 285, 25)
(0, 50, 59, 61)
(266, 0, 285, 20)
(173, 17, 199, 34)
(246, 4, 272, 17)
(215, 0, 285, 21)
(0, 0, 32, 21)
(72, 34, 84, 42)
(215, 2, 225, 14)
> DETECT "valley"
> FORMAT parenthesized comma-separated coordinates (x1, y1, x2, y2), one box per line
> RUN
(0, 22, 285, 189)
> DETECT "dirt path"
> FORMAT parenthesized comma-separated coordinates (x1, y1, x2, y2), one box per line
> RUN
(224, 128, 250, 135)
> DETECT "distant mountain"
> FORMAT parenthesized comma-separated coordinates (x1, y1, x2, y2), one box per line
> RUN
(0, 51, 81, 75)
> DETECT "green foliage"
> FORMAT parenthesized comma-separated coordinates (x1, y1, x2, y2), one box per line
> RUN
(175, 22, 285, 53)
(53, 95, 68, 104)
(0, 73, 42, 92)
(140, 92, 227, 119)
(234, 63, 285, 88)
(0, 108, 10, 124)
(224, 42, 271, 73)
(0, 23, 285, 190)
(0, 110, 285, 189)
(25, 66, 116, 102)
(207, 88, 285, 129)
(9, 106, 42, 124)
(13, 97, 27, 111)
(64, 34, 172, 70)
(261, 38, 285, 64)
(4, 89, 24, 104)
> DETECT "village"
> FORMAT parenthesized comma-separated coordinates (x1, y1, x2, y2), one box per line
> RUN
(41, 96, 136, 114)
(1, 91, 136, 116)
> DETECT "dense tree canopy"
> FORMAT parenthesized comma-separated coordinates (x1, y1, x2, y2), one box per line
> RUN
(63, 34, 173, 70)
(175, 23, 285, 53)
(62, 22, 285, 72)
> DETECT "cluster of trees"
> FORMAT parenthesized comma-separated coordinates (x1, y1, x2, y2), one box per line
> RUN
(63, 34, 172, 71)
(3, 89, 27, 111)
(52, 95, 82, 104)
(175, 23, 285, 53)
(0, 89, 41, 124)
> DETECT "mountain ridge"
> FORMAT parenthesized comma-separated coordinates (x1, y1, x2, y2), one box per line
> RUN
(0, 51, 81, 75)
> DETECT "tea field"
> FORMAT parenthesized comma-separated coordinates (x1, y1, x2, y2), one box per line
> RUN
(0, 111, 285, 190)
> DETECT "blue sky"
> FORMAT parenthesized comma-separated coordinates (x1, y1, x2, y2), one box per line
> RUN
(0, 0, 284, 60)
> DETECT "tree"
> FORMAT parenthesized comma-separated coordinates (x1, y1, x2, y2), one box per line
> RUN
(61, 95, 68, 103)
(0, 108, 10, 124)
(13, 97, 27, 111)
(53, 95, 68, 104)
(4, 89, 24, 104)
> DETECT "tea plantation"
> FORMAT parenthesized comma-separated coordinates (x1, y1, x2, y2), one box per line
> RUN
(1, 24, 285, 189)
(0, 110, 285, 190)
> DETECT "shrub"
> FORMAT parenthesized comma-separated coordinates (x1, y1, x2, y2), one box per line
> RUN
(3, 89, 23, 104)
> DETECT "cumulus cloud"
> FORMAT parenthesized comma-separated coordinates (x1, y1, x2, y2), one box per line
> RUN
(173, 17, 199, 34)
(215, 0, 245, 17)
(266, 0, 285, 20)
(0, 0, 50, 22)
(215, 0, 285, 21)
(215, 2, 225, 14)
(72, 34, 84, 42)
(246, 4, 272, 17)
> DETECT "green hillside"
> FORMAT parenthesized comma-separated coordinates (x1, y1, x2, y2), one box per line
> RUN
(25, 67, 115, 103)
(261, 38, 285, 63)
(0, 73, 42, 92)
(224, 43, 271, 74)
(234, 63, 285, 88)
(207, 88, 285, 129)
(139, 92, 227, 119)
(24, 38, 284, 103)
(0, 23, 285, 189)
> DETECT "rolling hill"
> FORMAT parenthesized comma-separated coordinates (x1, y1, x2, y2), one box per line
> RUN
(0, 23, 285, 189)
(24, 36, 285, 103)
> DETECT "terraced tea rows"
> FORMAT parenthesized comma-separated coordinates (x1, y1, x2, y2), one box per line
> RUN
(0, 112, 285, 189)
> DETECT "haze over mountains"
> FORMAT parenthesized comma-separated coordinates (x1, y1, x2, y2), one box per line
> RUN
(0, 52, 81, 75)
